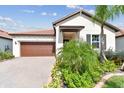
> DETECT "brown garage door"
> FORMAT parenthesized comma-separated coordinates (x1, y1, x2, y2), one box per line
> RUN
(21, 42, 55, 57)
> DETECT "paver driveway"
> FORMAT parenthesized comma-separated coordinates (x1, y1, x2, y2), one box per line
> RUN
(0, 57, 55, 88)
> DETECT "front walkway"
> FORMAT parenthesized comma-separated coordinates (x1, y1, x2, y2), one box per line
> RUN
(94, 71, 124, 88)
(0, 57, 55, 88)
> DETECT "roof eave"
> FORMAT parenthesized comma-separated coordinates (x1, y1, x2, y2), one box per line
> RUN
(0, 36, 12, 40)
(9, 34, 54, 36)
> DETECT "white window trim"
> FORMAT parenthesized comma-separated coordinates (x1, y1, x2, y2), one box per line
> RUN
(90, 34, 100, 49)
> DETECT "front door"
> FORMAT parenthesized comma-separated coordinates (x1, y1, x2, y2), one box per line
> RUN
(63, 32, 78, 43)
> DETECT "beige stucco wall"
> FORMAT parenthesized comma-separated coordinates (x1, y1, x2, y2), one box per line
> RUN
(55, 13, 116, 54)
(12, 35, 55, 57)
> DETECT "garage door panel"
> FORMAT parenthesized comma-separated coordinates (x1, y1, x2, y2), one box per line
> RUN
(21, 42, 55, 56)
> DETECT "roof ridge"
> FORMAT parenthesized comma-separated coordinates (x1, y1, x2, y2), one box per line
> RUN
(10, 29, 53, 34)
(0, 29, 12, 39)
(0, 29, 8, 33)
(9, 29, 55, 36)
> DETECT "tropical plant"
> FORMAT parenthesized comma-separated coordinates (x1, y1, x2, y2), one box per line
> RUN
(47, 40, 117, 88)
(57, 40, 100, 74)
(94, 5, 124, 62)
(94, 5, 115, 62)
(57, 40, 103, 87)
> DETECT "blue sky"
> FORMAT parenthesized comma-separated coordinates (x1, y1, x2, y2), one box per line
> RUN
(0, 5, 123, 32)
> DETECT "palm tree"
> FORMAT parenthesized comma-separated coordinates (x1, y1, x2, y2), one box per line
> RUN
(94, 5, 124, 63)
(94, 5, 114, 62)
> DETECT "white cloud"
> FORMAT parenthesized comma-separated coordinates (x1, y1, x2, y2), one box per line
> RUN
(0, 23, 7, 27)
(66, 5, 95, 15)
(66, 5, 83, 10)
(41, 12, 47, 16)
(88, 9, 95, 15)
(0, 16, 13, 22)
(0, 16, 42, 32)
(52, 12, 57, 16)
(41, 12, 57, 16)
(0, 16, 17, 26)
(22, 9, 35, 14)
(0, 16, 26, 31)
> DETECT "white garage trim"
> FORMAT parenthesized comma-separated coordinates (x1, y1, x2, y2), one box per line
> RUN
(12, 35, 55, 57)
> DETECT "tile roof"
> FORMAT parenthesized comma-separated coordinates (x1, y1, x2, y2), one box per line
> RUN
(9, 29, 55, 36)
(116, 30, 124, 37)
(0, 30, 12, 39)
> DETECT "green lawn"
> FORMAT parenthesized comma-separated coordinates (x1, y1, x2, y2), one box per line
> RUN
(103, 76, 124, 88)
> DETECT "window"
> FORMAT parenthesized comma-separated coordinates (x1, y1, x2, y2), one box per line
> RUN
(92, 35, 100, 48)
(86, 34, 106, 49)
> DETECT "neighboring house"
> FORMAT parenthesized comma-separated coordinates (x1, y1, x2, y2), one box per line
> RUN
(116, 30, 124, 51)
(0, 30, 12, 52)
(9, 10, 120, 57)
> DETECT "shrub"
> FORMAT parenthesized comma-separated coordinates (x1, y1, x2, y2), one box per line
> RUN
(114, 51, 124, 66)
(58, 40, 100, 73)
(45, 62, 62, 88)
(0, 56, 1, 61)
(105, 48, 114, 60)
(80, 71, 95, 88)
(47, 40, 117, 88)
(62, 68, 104, 88)
(0, 51, 14, 61)
(57, 40, 103, 87)
(103, 76, 124, 88)
(62, 69, 95, 88)
(101, 60, 117, 72)
(105, 50, 124, 66)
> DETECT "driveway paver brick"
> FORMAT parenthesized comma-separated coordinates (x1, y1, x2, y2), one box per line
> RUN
(0, 57, 55, 88)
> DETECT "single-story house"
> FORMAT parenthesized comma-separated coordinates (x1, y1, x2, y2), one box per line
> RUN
(9, 10, 120, 57)
(0, 30, 12, 52)
(116, 30, 124, 51)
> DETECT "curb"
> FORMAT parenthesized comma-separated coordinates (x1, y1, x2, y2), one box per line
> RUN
(94, 72, 124, 88)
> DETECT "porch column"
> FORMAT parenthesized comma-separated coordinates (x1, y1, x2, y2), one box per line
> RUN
(55, 27, 63, 55)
